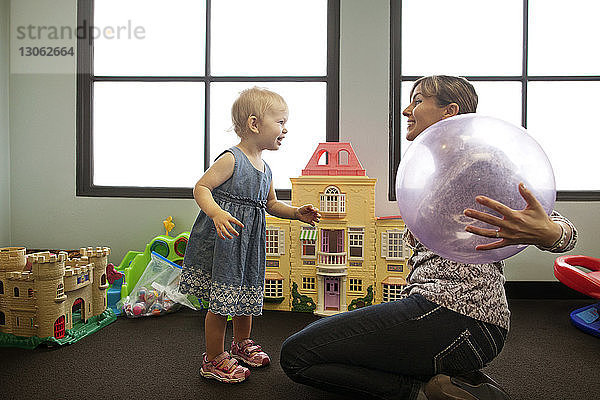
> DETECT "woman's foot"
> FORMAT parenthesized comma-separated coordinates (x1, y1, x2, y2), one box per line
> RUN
(230, 338, 271, 367)
(424, 370, 511, 400)
(200, 351, 250, 383)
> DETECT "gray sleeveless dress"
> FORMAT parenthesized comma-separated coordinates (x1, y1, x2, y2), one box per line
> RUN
(179, 146, 272, 316)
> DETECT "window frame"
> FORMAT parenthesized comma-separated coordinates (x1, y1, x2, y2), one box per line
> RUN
(300, 226, 317, 258)
(301, 239, 317, 258)
(57, 283, 64, 298)
(389, 0, 600, 201)
(320, 186, 346, 213)
(382, 283, 403, 303)
(348, 227, 364, 259)
(265, 228, 281, 256)
(348, 278, 363, 293)
(76, 0, 340, 200)
(386, 230, 404, 260)
(264, 278, 283, 298)
(302, 276, 316, 291)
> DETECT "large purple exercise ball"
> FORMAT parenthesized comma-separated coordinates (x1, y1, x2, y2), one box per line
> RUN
(395, 114, 556, 264)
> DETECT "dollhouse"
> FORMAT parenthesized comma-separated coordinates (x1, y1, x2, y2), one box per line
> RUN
(0, 246, 111, 340)
(263, 143, 411, 316)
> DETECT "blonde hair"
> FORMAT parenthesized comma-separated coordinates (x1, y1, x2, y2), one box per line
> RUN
(410, 75, 478, 114)
(231, 87, 288, 136)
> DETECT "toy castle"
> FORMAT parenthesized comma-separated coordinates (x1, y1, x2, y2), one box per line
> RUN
(262, 143, 411, 316)
(0, 246, 111, 340)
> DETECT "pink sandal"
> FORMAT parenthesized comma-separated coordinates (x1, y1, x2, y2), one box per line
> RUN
(230, 339, 271, 367)
(200, 351, 250, 383)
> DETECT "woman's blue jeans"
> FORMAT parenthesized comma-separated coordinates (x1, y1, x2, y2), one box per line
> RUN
(280, 294, 507, 400)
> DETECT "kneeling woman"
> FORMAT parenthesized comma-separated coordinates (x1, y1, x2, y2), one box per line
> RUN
(279, 75, 577, 400)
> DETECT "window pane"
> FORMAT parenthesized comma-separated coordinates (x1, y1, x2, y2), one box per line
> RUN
(401, 0, 522, 76)
(211, 0, 327, 76)
(93, 82, 205, 187)
(473, 82, 522, 125)
(399, 81, 522, 157)
(529, 0, 600, 75)
(94, 0, 206, 76)
(210, 82, 327, 190)
(527, 82, 600, 191)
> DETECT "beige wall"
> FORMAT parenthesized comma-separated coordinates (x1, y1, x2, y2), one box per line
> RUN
(0, 0, 10, 245)
(3, 0, 599, 280)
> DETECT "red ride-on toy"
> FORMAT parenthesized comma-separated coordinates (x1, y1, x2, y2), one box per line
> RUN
(554, 255, 600, 338)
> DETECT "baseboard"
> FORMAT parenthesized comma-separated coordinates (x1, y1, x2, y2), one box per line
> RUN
(505, 281, 590, 299)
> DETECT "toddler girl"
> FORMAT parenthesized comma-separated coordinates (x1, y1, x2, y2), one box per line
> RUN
(180, 87, 320, 383)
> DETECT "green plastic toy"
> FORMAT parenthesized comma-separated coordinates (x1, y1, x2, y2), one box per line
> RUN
(114, 232, 205, 310)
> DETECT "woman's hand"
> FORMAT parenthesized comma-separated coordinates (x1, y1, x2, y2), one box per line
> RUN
(463, 183, 562, 250)
(295, 204, 321, 226)
(212, 210, 244, 240)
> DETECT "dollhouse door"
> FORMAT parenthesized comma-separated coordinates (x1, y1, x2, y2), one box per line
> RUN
(321, 230, 344, 253)
(324, 277, 340, 310)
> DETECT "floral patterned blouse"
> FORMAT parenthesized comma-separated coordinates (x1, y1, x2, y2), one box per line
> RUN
(400, 211, 578, 330)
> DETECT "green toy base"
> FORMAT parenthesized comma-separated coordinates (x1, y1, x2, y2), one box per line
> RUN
(0, 308, 117, 349)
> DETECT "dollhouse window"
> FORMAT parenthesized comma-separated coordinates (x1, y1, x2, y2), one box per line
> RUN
(57, 283, 64, 297)
(320, 186, 346, 213)
(0, 280, 3, 294)
(349, 278, 363, 292)
(382, 284, 403, 303)
(264, 279, 283, 298)
(14, 287, 19, 297)
(0, 312, 5, 325)
(302, 277, 316, 291)
(348, 227, 364, 258)
(381, 229, 405, 260)
(302, 239, 316, 257)
(266, 228, 285, 256)
(300, 227, 317, 257)
(266, 229, 279, 256)
(28, 288, 33, 297)
(318, 151, 329, 165)
(387, 232, 403, 259)
(338, 150, 349, 165)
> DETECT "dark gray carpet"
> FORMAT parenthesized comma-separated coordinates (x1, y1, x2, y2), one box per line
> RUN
(0, 299, 598, 400)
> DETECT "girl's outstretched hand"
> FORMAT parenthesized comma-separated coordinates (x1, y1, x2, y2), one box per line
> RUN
(296, 204, 321, 226)
(463, 182, 562, 251)
(212, 210, 244, 240)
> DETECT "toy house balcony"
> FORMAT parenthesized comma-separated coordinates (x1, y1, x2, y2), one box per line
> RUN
(317, 251, 347, 270)
(319, 190, 346, 219)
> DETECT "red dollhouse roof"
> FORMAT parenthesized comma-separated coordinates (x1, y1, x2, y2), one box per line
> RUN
(301, 142, 366, 176)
